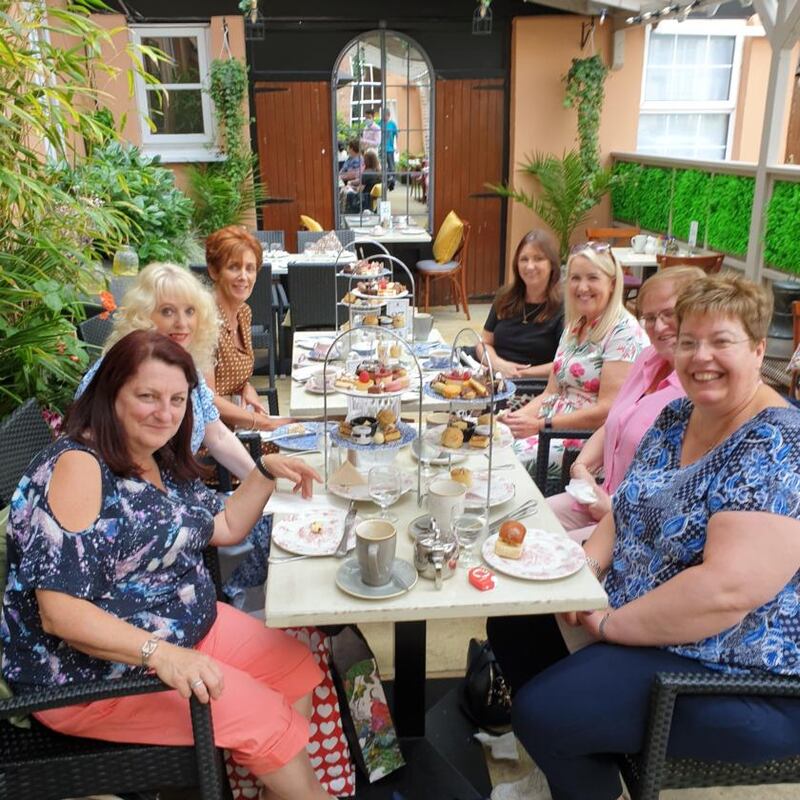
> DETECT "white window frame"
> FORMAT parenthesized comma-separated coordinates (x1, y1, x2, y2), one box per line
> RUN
(638, 19, 761, 161)
(350, 62, 382, 124)
(130, 24, 220, 162)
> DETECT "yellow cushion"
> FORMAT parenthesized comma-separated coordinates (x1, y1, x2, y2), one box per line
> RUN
(432, 211, 464, 263)
(370, 184, 382, 199)
(299, 214, 323, 232)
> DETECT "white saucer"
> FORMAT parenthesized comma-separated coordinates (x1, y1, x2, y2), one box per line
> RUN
(335, 558, 418, 599)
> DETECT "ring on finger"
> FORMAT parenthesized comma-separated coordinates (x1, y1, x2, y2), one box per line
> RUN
(191, 679, 205, 689)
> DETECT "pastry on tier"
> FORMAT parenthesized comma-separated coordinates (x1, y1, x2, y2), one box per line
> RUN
(347, 360, 410, 394)
(340, 259, 383, 276)
(338, 409, 402, 445)
(341, 292, 382, 307)
(355, 278, 406, 297)
(429, 368, 505, 400)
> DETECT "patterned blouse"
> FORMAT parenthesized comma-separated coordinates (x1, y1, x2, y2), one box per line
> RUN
(606, 399, 800, 676)
(77, 357, 219, 455)
(215, 303, 253, 397)
(1, 437, 223, 688)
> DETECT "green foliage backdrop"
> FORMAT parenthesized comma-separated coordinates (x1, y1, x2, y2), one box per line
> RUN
(765, 182, 800, 274)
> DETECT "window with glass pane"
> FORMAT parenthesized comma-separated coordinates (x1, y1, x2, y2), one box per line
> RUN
(637, 27, 739, 161)
(141, 35, 205, 135)
(334, 31, 433, 231)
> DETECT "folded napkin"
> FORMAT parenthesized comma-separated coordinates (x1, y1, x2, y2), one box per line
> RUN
(291, 364, 318, 382)
(565, 478, 598, 505)
(265, 491, 344, 515)
(329, 460, 366, 487)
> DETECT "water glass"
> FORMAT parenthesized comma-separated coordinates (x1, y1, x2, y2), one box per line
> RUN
(269, 242, 281, 255)
(368, 465, 401, 523)
(453, 514, 485, 568)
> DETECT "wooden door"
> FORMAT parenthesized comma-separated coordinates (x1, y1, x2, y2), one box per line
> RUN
(786, 68, 800, 164)
(433, 78, 505, 303)
(253, 82, 334, 252)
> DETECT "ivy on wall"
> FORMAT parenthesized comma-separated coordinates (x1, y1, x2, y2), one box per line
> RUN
(612, 162, 755, 262)
(765, 182, 800, 275)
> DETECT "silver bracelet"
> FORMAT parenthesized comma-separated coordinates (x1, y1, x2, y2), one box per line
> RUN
(584, 555, 603, 579)
(598, 611, 612, 642)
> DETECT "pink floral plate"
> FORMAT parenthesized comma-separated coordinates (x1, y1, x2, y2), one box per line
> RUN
(481, 530, 585, 580)
(271, 509, 358, 556)
(465, 472, 515, 508)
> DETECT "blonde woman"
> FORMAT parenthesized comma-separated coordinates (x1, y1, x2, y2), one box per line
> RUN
(77, 263, 255, 481)
(502, 243, 648, 476)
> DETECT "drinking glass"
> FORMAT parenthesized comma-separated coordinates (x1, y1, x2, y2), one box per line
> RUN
(453, 514, 485, 568)
(269, 242, 281, 256)
(418, 440, 439, 482)
(368, 465, 401, 522)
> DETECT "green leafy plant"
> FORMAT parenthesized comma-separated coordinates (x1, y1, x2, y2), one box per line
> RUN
(0, 0, 164, 417)
(187, 57, 265, 236)
(765, 181, 800, 274)
(489, 151, 616, 262)
(51, 141, 196, 264)
(337, 112, 365, 146)
(564, 55, 608, 177)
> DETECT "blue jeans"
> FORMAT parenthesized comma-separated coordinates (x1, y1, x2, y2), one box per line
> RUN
(487, 614, 800, 800)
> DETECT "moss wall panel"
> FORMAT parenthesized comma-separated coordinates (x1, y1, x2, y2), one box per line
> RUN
(765, 181, 800, 275)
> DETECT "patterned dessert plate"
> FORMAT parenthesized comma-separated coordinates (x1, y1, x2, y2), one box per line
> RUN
(328, 471, 416, 501)
(481, 530, 586, 580)
(464, 473, 515, 508)
(271, 509, 358, 556)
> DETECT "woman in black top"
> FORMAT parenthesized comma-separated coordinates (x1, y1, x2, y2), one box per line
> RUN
(478, 229, 563, 378)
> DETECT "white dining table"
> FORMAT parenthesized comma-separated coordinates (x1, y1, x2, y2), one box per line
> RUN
(264, 250, 358, 278)
(612, 247, 658, 274)
(343, 214, 432, 245)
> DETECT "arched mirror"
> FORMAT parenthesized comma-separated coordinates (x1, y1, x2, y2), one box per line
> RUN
(333, 31, 433, 232)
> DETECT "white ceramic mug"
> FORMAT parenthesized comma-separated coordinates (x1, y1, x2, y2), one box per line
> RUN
(631, 234, 647, 254)
(644, 235, 658, 255)
(355, 519, 397, 586)
(428, 478, 467, 534)
(413, 312, 434, 342)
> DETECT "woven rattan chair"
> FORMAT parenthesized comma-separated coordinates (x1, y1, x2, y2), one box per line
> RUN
(619, 671, 800, 800)
(286, 262, 337, 331)
(296, 229, 355, 252)
(0, 399, 53, 507)
(252, 230, 285, 249)
(532, 426, 594, 497)
(77, 313, 115, 365)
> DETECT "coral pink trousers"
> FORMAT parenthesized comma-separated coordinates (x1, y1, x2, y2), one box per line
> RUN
(35, 603, 323, 775)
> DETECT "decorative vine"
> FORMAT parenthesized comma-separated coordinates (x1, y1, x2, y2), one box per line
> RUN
(563, 55, 608, 178)
(208, 57, 248, 179)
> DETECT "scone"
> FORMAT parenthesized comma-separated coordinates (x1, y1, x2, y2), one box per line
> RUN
(495, 520, 526, 559)
(469, 434, 490, 449)
(441, 426, 464, 449)
(377, 408, 397, 428)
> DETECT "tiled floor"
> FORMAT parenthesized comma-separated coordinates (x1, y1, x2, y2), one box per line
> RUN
(265, 304, 799, 798)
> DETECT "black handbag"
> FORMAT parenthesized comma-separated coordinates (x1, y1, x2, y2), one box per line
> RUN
(461, 637, 512, 733)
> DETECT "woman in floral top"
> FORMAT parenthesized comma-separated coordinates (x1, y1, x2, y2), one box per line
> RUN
(488, 275, 800, 800)
(502, 243, 647, 476)
(3, 330, 331, 798)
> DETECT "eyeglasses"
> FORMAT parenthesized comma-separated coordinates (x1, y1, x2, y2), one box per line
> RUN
(569, 241, 612, 257)
(638, 309, 676, 328)
(675, 336, 751, 355)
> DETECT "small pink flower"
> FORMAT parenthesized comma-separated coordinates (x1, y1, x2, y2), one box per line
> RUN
(569, 362, 585, 378)
(553, 359, 562, 373)
(583, 378, 600, 393)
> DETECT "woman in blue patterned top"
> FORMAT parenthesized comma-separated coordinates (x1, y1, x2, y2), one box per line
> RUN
(488, 274, 800, 800)
(4, 330, 331, 799)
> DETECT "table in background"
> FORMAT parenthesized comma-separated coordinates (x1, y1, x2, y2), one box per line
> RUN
(612, 247, 658, 278)
(265, 443, 607, 798)
(289, 329, 452, 417)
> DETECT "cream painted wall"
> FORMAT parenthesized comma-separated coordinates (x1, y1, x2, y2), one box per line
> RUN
(506, 17, 643, 276)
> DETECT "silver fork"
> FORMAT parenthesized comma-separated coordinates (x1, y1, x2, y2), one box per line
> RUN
(489, 500, 538, 533)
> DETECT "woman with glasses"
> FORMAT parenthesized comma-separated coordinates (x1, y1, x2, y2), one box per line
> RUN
(488, 274, 800, 800)
(475, 229, 564, 380)
(502, 242, 647, 478)
(548, 266, 704, 542)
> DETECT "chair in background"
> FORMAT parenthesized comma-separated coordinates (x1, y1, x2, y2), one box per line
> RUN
(533, 427, 594, 498)
(77, 313, 115, 365)
(656, 253, 724, 274)
(252, 230, 285, 250)
(299, 214, 323, 232)
(586, 226, 642, 305)
(0, 399, 229, 800)
(296, 229, 356, 252)
(107, 275, 137, 304)
(286, 262, 337, 332)
(416, 220, 471, 319)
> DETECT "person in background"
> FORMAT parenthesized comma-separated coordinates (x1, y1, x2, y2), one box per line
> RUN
(360, 108, 381, 151)
(476, 229, 563, 380)
(4, 330, 330, 800)
(502, 242, 647, 478)
(489, 274, 800, 800)
(382, 108, 398, 191)
(205, 226, 292, 433)
(549, 265, 703, 542)
(345, 149, 381, 213)
(339, 138, 363, 183)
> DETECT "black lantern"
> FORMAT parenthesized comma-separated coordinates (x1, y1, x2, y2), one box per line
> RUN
(472, 1, 492, 35)
(244, 1, 265, 41)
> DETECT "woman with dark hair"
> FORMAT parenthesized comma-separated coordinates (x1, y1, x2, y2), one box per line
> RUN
(476, 230, 563, 379)
(345, 148, 381, 213)
(2, 330, 330, 800)
(205, 225, 292, 433)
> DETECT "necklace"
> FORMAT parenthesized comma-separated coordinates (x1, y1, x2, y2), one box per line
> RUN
(521, 301, 544, 325)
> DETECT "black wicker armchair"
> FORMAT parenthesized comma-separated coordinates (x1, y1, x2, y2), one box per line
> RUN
(0, 675, 229, 800)
(533, 427, 594, 497)
(620, 671, 800, 800)
(77, 313, 115, 365)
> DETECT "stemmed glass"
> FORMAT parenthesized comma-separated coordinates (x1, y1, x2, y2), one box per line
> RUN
(368, 465, 401, 523)
(453, 514, 485, 568)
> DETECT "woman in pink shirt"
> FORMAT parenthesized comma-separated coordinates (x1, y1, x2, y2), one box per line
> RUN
(549, 266, 704, 543)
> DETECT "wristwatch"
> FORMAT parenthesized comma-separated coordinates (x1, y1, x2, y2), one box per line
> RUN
(140, 637, 160, 668)
(255, 456, 277, 482)
(543, 418, 553, 431)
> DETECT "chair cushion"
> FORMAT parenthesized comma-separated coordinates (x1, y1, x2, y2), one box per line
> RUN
(299, 214, 323, 232)
(417, 258, 458, 273)
(432, 210, 464, 264)
(623, 273, 642, 287)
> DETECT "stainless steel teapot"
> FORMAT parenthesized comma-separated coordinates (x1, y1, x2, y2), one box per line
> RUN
(412, 517, 459, 589)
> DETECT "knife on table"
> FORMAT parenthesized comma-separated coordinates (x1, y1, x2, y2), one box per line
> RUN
(334, 501, 358, 558)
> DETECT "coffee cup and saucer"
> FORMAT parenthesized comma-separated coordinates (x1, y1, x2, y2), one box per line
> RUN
(335, 519, 418, 599)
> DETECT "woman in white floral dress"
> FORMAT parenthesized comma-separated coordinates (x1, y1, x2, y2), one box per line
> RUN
(502, 243, 648, 479)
